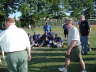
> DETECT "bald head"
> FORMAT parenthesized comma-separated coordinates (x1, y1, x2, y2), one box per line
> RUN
(5, 18, 15, 28)
(6, 18, 15, 23)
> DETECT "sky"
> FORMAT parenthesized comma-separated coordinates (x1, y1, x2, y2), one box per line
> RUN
(9, 11, 22, 20)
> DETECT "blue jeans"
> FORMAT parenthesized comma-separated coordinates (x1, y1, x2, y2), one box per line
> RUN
(80, 36, 89, 54)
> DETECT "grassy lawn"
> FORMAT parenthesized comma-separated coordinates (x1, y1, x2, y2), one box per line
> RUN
(2, 47, 96, 72)
(28, 47, 96, 72)
(0, 25, 96, 72)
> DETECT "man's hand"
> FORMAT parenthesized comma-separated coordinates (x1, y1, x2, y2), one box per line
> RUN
(66, 49, 71, 55)
(66, 40, 77, 55)
(28, 55, 32, 61)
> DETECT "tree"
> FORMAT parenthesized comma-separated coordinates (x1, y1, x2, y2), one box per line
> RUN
(0, 0, 95, 27)
(66, 0, 94, 18)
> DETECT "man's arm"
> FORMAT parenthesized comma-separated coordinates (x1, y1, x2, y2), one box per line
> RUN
(26, 47, 31, 61)
(67, 40, 77, 55)
(24, 31, 32, 61)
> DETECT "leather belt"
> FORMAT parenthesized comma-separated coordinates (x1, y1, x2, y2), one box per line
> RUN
(4, 49, 26, 55)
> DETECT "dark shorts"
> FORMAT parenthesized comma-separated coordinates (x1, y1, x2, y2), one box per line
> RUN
(64, 30, 68, 35)
(65, 46, 82, 62)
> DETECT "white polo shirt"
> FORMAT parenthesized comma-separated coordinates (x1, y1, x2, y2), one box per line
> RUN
(67, 26, 81, 46)
(0, 24, 31, 52)
(0, 30, 3, 33)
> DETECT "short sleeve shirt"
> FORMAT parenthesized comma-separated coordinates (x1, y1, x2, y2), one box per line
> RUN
(68, 26, 81, 46)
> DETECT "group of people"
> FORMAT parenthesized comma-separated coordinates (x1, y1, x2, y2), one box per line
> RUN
(28, 18, 64, 48)
(28, 32, 63, 48)
(0, 15, 91, 72)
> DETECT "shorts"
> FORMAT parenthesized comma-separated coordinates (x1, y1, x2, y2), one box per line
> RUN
(65, 46, 82, 62)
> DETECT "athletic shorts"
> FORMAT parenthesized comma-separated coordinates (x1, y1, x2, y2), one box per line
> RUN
(65, 46, 82, 62)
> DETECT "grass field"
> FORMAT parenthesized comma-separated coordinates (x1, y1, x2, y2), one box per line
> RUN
(28, 47, 96, 72)
(0, 25, 96, 72)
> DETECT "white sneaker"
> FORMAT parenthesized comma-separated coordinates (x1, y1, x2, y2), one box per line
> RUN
(58, 67, 67, 72)
(81, 70, 87, 72)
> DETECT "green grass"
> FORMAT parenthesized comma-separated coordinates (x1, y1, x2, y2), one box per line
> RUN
(89, 25, 96, 48)
(0, 25, 96, 72)
(28, 47, 96, 72)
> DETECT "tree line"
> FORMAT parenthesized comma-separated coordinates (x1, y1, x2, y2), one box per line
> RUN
(0, 0, 95, 27)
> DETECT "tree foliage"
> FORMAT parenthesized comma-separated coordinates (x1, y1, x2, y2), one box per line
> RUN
(67, 0, 94, 18)
(0, 0, 95, 27)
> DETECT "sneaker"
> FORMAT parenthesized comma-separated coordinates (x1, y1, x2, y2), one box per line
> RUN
(58, 67, 67, 72)
(81, 70, 87, 72)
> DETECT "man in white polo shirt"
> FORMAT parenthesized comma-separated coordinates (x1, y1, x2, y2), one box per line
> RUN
(0, 18, 31, 72)
(58, 18, 87, 72)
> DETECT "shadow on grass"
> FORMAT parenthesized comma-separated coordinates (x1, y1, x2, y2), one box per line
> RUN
(28, 63, 96, 72)
(29, 47, 96, 72)
(28, 64, 61, 72)
(0, 47, 96, 72)
(32, 52, 65, 57)
(83, 57, 96, 61)
(32, 47, 67, 51)
(69, 63, 96, 72)
(0, 68, 8, 72)
(29, 57, 65, 64)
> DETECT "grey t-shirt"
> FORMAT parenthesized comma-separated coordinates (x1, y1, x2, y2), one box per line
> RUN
(68, 26, 81, 46)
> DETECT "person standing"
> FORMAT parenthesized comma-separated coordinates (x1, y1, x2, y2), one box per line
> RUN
(63, 24, 68, 40)
(43, 18, 52, 33)
(0, 18, 31, 72)
(58, 18, 87, 72)
(79, 15, 90, 55)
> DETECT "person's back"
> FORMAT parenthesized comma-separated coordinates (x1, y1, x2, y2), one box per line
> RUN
(0, 25, 29, 52)
(0, 18, 31, 72)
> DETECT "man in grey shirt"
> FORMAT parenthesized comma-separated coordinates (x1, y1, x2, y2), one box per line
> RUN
(58, 18, 87, 72)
